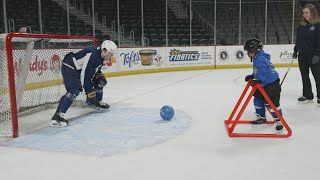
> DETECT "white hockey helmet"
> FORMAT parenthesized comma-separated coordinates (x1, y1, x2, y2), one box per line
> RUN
(101, 40, 117, 54)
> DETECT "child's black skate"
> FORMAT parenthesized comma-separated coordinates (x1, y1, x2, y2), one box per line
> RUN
(251, 114, 267, 124)
(275, 120, 283, 131)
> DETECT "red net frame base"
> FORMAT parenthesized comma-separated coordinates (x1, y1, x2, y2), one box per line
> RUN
(2, 33, 97, 138)
(224, 81, 292, 138)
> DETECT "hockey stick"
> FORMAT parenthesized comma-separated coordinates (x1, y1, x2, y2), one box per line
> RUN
(280, 58, 295, 86)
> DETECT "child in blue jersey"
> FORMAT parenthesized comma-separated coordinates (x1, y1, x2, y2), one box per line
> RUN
(50, 40, 117, 127)
(244, 38, 283, 131)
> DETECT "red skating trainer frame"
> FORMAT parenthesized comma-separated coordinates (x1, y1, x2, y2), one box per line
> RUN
(224, 80, 292, 138)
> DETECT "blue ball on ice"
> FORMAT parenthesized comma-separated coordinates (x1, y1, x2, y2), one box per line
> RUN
(160, 105, 175, 121)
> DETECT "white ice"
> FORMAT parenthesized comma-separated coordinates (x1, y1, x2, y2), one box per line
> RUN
(1, 67, 320, 180)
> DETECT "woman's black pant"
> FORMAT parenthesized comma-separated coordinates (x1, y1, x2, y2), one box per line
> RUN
(298, 53, 320, 99)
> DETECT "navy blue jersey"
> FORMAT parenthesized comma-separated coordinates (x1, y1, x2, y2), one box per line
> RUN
(63, 46, 103, 93)
(252, 50, 279, 87)
(294, 23, 320, 56)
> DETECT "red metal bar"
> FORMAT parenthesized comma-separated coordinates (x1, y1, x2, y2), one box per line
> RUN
(6, 33, 19, 138)
(224, 81, 292, 138)
(226, 81, 251, 124)
(228, 120, 275, 124)
(229, 85, 256, 132)
(256, 84, 292, 137)
(6, 32, 97, 42)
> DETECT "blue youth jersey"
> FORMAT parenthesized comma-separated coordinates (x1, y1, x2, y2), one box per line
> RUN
(63, 46, 103, 92)
(252, 50, 279, 87)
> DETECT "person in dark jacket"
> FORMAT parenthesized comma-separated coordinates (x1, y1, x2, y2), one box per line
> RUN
(244, 38, 283, 131)
(51, 40, 117, 127)
(293, 4, 320, 104)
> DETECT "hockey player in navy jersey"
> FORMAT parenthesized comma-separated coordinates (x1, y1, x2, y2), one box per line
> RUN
(244, 38, 283, 131)
(51, 40, 117, 127)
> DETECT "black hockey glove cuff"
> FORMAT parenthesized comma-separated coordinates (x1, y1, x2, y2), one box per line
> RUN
(245, 75, 254, 82)
(94, 73, 107, 88)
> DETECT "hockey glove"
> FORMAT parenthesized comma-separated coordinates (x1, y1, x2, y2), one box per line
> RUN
(245, 75, 254, 82)
(250, 79, 262, 86)
(312, 55, 320, 64)
(86, 90, 96, 105)
(292, 51, 298, 59)
(93, 73, 107, 88)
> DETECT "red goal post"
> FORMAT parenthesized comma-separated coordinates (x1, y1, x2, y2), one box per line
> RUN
(0, 33, 98, 138)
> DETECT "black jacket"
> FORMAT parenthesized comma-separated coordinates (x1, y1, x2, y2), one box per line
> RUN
(294, 23, 320, 56)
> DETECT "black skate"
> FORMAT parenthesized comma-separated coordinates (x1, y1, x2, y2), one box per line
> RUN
(275, 120, 283, 131)
(298, 96, 313, 103)
(317, 98, 320, 104)
(251, 114, 267, 124)
(51, 112, 68, 127)
(94, 101, 110, 110)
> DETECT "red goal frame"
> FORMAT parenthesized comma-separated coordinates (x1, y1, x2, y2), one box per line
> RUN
(5, 33, 98, 138)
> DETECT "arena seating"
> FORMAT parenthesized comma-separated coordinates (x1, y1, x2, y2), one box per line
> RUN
(193, 0, 320, 45)
(1, 0, 102, 37)
(0, 0, 319, 46)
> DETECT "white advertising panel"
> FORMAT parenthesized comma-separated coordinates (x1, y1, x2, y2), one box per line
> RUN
(12, 49, 119, 81)
(264, 44, 295, 63)
(166, 46, 214, 67)
(116, 47, 166, 71)
(215, 45, 251, 65)
(216, 44, 295, 66)
(11, 44, 295, 85)
(100, 55, 117, 73)
(13, 49, 82, 83)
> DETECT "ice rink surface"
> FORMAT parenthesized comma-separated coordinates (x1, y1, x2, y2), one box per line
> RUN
(1, 67, 320, 180)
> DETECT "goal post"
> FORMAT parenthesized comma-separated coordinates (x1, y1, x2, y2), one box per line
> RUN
(0, 33, 98, 138)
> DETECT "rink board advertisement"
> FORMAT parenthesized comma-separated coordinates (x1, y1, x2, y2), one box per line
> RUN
(116, 46, 214, 71)
(12, 49, 82, 83)
(216, 44, 296, 66)
(263, 44, 295, 63)
(116, 47, 166, 71)
(166, 46, 214, 67)
(101, 55, 117, 73)
(215, 46, 250, 65)
(12, 48, 116, 83)
(7, 44, 296, 86)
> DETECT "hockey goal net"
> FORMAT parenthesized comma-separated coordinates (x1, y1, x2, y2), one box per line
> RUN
(0, 33, 97, 138)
